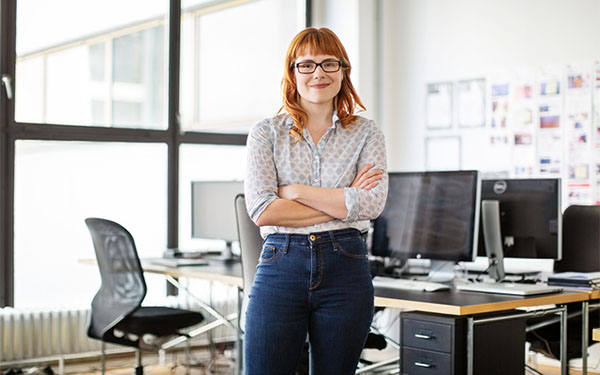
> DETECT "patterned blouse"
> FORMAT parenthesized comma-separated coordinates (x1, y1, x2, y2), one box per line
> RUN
(245, 112, 388, 238)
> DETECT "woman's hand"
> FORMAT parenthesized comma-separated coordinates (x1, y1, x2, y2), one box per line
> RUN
(351, 163, 383, 190)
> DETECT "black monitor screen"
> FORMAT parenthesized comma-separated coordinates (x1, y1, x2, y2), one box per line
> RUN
(477, 178, 561, 259)
(371, 170, 480, 262)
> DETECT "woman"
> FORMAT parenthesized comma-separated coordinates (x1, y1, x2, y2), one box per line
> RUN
(244, 27, 388, 374)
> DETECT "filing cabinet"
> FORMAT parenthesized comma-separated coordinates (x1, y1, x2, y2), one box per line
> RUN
(401, 312, 465, 375)
(400, 311, 525, 375)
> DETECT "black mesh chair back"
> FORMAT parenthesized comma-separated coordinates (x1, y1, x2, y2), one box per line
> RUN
(86, 217, 147, 345)
(85, 217, 204, 351)
(234, 194, 263, 331)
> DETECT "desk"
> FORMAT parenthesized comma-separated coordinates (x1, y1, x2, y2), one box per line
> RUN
(79, 257, 243, 287)
(140, 258, 243, 288)
(375, 285, 589, 375)
(88, 259, 591, 375)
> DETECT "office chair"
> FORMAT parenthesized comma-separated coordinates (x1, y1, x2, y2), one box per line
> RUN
(85, 217, 205, 375)
(554, 204, 600, 272)
(233, 194, 263, 332)
(527, 205, 600, 363)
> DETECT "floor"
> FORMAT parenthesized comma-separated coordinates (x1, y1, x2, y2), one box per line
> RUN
(527, 364, 600, 375)
(4, 347, 399, 375)
(1, 348, 237, 375)
(8, 357, 600, 375)
(14, 348, 594, 375)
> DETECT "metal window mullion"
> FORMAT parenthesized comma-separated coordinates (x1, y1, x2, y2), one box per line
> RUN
(0, 133, 15, 308)
(1, 0, 17, 308)
(6, 122, 168, 143)
(305, 0, 312, 27)
(167, 0, 181, 250)
(180, 131, 246, 145)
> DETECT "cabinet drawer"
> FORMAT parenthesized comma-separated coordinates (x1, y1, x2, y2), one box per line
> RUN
(402, 318, 452, 352)
(402, 347, 452, 375)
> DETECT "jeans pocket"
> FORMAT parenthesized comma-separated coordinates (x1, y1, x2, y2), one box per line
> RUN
(335, 237, 368, 259)
(259, 244, 282, 263)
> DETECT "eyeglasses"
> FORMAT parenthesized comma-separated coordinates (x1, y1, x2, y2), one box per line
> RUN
(295, 60, 342, 74)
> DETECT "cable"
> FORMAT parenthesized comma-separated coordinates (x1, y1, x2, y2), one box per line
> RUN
(530, 329, 556, 360)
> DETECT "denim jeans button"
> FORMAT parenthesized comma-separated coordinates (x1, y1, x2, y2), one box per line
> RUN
(309, 234, 316, 241)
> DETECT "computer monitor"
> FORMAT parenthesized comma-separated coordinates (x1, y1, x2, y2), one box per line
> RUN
(191, 180, 244, 259)
(477, 178, 562, 280)
(371, 170, 481, 280)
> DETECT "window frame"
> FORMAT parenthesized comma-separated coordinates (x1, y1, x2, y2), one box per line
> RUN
(0, 0, 311, 307)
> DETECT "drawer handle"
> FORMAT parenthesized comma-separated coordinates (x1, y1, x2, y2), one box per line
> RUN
(414, 333, 433, 340)
(414, 361, 433, 368)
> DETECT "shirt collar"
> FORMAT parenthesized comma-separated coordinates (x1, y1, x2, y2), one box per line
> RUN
(285, 110, 340, 129)
(330, 110, 340, 129)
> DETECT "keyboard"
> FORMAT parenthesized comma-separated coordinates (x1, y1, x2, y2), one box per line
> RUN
(456, 282, 562, 296)
(150, 258, 209, 268)
(372, 276, 450, 292)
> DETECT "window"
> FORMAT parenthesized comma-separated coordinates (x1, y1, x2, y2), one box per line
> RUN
(14, 141, 168, 308)
(15, 0, 168, 128)
(180, 0, 304, 133)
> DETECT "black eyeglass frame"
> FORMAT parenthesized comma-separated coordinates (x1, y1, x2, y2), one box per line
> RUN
(294, 60, 343, 74)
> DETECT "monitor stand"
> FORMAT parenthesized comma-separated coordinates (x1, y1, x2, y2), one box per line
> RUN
(427, 260, 456, 282)
(401, 259, 455, 282)
(212, 241, 239, 263)
(481, 200, 506, 282)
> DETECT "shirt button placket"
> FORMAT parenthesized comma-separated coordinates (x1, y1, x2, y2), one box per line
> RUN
(313, 152, 320, 186)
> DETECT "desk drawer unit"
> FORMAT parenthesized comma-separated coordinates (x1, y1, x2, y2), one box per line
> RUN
(400, 311, 525, 375)
(401, 312, 464, 375)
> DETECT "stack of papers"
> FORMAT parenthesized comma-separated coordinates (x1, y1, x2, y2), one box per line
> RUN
(547, 272, 600, 289)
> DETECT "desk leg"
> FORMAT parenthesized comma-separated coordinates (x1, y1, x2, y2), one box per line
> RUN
(237, 287, 243, 375)
(560, 305, 568, 375)
(583, 301, 589, 375)
(467, 316, 474, 375)
(164, 275, 236, 330)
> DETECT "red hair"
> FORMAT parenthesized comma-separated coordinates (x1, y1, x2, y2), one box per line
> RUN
(280, 27, 365, 137)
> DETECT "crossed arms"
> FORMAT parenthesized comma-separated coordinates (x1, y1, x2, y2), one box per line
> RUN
(256, 164, 383, 227)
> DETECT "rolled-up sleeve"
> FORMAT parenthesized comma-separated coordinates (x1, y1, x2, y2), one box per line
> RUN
(343, 122, 388, 222)
(245, 120, 279, 224)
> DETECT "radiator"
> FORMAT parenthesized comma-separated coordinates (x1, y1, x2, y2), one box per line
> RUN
(0, 308, 101, 362)
(0, 296, 238, 363)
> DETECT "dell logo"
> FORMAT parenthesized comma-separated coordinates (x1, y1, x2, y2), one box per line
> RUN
(493, 180, 507, 194)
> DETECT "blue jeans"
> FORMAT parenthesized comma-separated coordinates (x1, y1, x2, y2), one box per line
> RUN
(244, 228, 374, 375)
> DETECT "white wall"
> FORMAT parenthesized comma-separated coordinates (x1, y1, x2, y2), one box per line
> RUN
(378, 0, 600, 171)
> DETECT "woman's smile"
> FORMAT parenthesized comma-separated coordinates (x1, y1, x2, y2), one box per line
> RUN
(310, 83, 330, 89)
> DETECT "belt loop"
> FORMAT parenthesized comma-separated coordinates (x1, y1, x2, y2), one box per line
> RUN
(328, 230, 339, 251)
(283, 233, 290, 254)
(328, 230, 336, 242)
